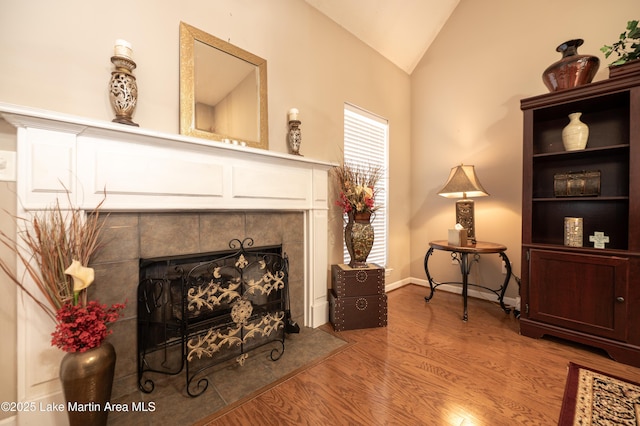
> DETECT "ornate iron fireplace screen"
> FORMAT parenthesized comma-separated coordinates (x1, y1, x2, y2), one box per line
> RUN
(137, 238, 296, 397)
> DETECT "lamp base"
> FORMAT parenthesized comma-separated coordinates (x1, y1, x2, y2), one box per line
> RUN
(455, 199, 476, 243)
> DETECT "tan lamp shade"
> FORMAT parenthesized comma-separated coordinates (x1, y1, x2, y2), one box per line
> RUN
(438, 164, 489, 198)
(438, 164, 488, 243)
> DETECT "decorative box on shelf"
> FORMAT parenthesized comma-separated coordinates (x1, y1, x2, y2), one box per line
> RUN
(553, 170, 601, 197)
(329, 263, 387, 331)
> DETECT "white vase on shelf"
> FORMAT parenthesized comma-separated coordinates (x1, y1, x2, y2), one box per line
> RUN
(562, 112, 589, 151)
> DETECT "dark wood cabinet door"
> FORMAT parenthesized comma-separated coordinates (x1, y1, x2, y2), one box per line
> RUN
(528, 249, 629, 341)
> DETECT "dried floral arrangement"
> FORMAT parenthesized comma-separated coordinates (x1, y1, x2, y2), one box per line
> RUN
(333, 162, 382, 215)
(0, 194, 125, 352)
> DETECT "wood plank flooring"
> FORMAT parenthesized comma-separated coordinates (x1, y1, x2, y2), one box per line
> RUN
(196, 284, 640, 425)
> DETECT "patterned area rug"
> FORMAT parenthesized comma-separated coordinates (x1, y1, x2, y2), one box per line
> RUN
(558, 362, 640, 425)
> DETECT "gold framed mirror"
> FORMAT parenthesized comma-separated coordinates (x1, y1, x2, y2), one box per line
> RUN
(179, 22, 268, 149)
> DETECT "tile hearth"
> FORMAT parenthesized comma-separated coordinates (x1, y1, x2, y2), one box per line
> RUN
(109, 325, 346, 425)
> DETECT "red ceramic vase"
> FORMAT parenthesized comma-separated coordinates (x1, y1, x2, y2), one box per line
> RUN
(542, 39, 599, 92)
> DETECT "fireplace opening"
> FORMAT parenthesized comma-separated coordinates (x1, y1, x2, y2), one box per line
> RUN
(137, 237, 298, 397)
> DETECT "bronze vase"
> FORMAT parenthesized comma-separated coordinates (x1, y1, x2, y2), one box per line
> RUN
(542, 39, 599, 92)
(344, 211, 374, 268)
(109, 56, 139, 126)
(59, 342, 116, 426)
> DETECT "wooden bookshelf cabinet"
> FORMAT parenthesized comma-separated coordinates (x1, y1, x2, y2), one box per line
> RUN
(519, 70, 640, 367)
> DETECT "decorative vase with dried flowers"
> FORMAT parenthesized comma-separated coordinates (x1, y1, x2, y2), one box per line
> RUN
(0, 195, 125, 426)
(333, 163, 381, 268)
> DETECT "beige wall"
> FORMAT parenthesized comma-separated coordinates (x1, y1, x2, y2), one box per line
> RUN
(0, 0, 411, 280)
(410, 0, 635, 298)
(0, 0, 411, 413)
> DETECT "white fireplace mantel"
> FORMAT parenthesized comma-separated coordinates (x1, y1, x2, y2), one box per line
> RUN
(0, 102, 333, 424)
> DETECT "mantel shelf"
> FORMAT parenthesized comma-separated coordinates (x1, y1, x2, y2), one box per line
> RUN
(0, 102, 334, 212)
(0, 102, 333, 169)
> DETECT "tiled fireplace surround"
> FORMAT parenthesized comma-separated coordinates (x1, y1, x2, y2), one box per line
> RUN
(0, 103, 332, 424)
(95, 210, 305, 400)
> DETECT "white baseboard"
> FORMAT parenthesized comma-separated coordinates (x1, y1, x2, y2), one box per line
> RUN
(385, 276, 412, 292)
(385, 277, 518, 310)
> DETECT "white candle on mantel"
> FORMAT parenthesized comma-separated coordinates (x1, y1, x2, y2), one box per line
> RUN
(114, 39, 133, 60)
(288, 108, 299, 122)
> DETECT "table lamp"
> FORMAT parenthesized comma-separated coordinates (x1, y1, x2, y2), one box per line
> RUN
(438, 164, 489, 243)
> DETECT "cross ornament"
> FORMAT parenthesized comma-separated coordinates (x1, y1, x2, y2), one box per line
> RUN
(589, 231, 610, 249)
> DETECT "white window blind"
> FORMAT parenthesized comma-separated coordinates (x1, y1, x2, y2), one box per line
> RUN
(343, 103, 389, 267)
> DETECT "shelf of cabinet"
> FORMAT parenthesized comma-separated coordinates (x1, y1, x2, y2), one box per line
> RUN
(523, 242, 640, 257)
(532, 196, 629, 202)
(521, 75, 640, 110)
(531, 200, 628, 249)
(532, 144, 629, 159)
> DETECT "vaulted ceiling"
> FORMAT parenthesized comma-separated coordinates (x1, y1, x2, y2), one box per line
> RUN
(303, 0, 460, 74)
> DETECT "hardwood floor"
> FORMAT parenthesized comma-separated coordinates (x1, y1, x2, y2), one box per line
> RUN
(196, 284, 640, 425)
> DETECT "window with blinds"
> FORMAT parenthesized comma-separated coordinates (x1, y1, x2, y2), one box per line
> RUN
(343, 103, 389, 267)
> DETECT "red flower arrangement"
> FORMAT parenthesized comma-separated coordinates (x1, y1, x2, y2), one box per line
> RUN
(51, 300, 125, 353)
(0, 193, 126, 354)
(333, 163, 382, 215)
(335, 188, 375, 214)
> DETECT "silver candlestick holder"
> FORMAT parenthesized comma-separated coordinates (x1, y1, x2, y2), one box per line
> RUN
(109, 55, 139, 126)
(288, 119, 302, 155)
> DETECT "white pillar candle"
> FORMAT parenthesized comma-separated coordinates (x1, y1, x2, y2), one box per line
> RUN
(288, 108, 299, 121)
(114, 39, 133, 59)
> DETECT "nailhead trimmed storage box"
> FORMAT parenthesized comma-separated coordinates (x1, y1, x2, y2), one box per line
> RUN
(331, 263, 385, 297)
(329, 292, 388, 331)
(329, 264, 387, 331)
